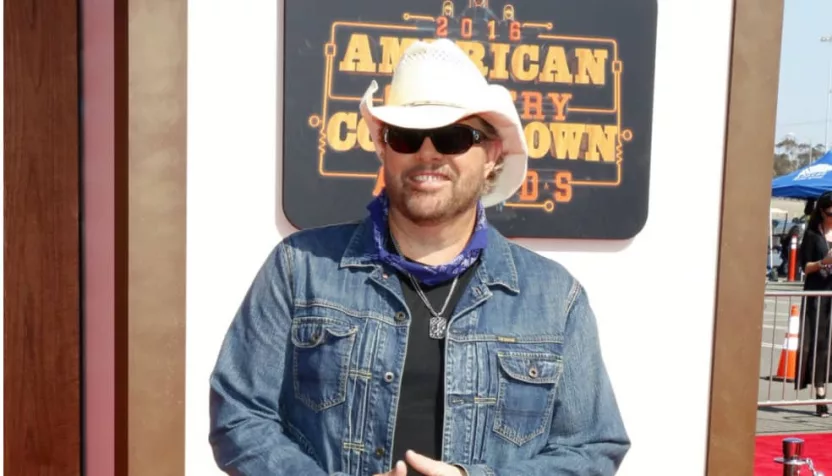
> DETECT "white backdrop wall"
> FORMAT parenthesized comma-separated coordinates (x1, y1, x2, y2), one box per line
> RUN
(186, 1, 734, 474)
(0, 2, 5, 474)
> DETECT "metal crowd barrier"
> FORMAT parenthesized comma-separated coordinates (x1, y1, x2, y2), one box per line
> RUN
(760, 292, 830, 474)
(760, 290, 832, 407)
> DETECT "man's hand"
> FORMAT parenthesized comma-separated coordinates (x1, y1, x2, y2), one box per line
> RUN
(373, 460, 407, 476)
(404, 451, 465, 476)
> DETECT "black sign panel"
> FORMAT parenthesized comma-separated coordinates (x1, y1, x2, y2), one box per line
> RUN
(282, 0, 657, 239)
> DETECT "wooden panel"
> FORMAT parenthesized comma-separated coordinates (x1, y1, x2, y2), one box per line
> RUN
(3, 1, 82, 475)
(82, 0, 117, 475)
(706, 0, 785, 474)
(115, 0, 129, 472)
(121, 0, 188, 474)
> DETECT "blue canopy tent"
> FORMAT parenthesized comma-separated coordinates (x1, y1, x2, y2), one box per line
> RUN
(768, 152, 832, 277)
(772, 150, 832, 199)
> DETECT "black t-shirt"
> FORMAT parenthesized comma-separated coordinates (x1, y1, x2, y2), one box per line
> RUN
(801, 228, 832, 291)
(390, 262, 478, 465)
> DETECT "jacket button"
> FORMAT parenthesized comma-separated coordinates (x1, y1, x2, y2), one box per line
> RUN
(528, 367, 539, 378)
(384, 372, 394, 383)
(394, 312, 406, 322)
(375, 447, 385, 458)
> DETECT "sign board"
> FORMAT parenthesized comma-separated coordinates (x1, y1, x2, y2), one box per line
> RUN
(282, 0, 657, 239)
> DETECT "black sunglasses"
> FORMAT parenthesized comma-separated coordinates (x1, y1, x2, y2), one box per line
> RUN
(383, 124, 488, 155)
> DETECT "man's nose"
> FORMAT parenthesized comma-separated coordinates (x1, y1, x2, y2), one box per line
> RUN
(415, 138, 442, 162)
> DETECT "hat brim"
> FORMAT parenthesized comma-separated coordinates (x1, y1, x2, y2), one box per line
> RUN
(369, 104, 471, 131)
(359, 80, 528, 208)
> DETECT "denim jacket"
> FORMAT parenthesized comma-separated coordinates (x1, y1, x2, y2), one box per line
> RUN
(209, 218, 630, 476)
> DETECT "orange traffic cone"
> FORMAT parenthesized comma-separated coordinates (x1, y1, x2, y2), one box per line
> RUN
(776, 304, 801, 381)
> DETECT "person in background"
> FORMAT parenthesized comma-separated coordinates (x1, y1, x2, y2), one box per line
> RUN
(780, 225, 802, 277)
(806, 198, 816, 217)
(798, 192, 832, 417)
(208, 39, 629, 476)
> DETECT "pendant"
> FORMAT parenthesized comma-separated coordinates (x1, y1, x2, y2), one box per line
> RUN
(429, 316, 448, 340)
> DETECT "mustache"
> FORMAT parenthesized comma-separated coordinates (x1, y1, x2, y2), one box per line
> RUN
(404, 166, 457, 178)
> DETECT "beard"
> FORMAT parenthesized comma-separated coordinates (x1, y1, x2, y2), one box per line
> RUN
(384, 164, 484, 225)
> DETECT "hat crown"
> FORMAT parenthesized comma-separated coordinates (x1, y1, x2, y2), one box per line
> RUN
(387, 39, 487, 108)
(358, 39, 529, 207)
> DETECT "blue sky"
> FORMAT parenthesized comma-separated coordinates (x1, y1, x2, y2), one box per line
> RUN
(773, 0, 832, 148)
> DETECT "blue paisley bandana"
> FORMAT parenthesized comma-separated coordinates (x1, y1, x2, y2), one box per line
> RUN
(367, 190, 487, 286)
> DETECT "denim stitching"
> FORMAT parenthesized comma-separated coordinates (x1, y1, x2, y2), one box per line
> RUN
(448, 334, 564, 344)
(564, 279, 582, 317)
(492, 353, 561, 446)
(284, 420, 321, 463)
(292, 322, 357, 412)
(296, 299, 389, 320)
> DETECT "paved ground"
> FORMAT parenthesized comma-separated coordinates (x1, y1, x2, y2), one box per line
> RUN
(757, 282, 832, 434)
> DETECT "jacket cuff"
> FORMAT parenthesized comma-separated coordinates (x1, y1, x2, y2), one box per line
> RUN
(455, 464, 495, 476)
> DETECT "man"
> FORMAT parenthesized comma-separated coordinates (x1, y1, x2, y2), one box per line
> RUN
(209, 39, 629, 476)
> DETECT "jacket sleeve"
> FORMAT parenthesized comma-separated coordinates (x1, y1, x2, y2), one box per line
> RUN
(800, 230, 822, 269)
(208, 241, 348, 476)
(457, 283, 630, 476)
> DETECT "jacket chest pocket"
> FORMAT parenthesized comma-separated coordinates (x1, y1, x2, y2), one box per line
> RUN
(492, 352, 563, 446)
(291, 317, 358, 412)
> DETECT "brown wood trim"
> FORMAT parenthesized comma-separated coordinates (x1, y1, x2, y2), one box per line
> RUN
(3, 1, 82, 475)
(118, 0, 188, 474)
(114, 0, 129, 472)
(82, 0, 117, 475)
(706, 0, 785, 474)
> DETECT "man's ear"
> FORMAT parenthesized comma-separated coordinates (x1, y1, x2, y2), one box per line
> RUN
(483, 148, 501, 179)
(372, 120, 387, 159)
(483, 160, 494, 178)
(487, 140, 503, 166)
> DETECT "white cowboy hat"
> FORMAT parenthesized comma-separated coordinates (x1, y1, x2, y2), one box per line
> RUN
(359, 38, 528, 208)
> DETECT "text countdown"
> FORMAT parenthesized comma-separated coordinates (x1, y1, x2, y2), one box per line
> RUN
(282, 0, 657, 239)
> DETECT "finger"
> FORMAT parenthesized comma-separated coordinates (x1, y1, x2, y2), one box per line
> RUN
(405, 450, 444, 475)
(373, 461, 407, 476)
(393, 460, 408, 476)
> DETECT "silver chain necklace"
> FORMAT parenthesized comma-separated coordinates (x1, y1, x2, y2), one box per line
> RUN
(391, 238, 458, 339)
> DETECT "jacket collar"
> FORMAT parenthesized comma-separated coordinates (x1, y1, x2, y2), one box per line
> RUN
(339, 216, 519, 293)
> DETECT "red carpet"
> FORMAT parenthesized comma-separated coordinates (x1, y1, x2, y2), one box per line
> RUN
(755, 433, 832, 475)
